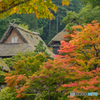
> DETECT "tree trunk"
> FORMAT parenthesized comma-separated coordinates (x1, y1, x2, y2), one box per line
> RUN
(49, 19, 51, 36)
(48, 82, 51, 100)
(49, 9, 51, 36)
(56, 0, 59, 34)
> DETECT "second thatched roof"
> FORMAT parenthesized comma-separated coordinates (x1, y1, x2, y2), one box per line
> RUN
(48, 29, 68, 46)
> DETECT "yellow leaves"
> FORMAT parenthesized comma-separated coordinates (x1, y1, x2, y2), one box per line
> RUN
(62, 0, 69, 6)
(13, 7, 17, 13)
(75, 59, 88, 71)
(87, 57, 100, 69)
(51, 4, 57, 13)
(54, 6, 57, 13)
(0, 0, 70, 19)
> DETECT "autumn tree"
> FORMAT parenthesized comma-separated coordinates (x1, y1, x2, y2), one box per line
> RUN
(0, 0, 70, 19)
(57, 20, 100, 99)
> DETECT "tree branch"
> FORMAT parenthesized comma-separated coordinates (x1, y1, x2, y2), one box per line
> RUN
(89, 37, 99, 57)
(93, 44, 99, 57)
(80, 50, 89, 60)
(0, 0, 30, 14)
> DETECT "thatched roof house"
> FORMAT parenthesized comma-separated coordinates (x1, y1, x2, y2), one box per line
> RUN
(0, 23, 54, 58)
(48, 29, 68, 54)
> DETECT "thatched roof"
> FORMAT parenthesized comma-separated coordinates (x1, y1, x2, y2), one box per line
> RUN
(0, 43, 33, 57)
(0, 59, 10, 72)
(48, 29, 68, 46)
(0, 23, 54, 57)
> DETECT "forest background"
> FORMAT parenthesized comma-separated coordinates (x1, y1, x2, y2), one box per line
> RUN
(0, 0, 84, 44)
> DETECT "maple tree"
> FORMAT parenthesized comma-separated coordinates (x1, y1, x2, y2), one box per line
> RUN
(57, 20, 100, 99)
(0, 0, 69, 19)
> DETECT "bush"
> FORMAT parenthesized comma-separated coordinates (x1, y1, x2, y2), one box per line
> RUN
(0, 87, 21, 100)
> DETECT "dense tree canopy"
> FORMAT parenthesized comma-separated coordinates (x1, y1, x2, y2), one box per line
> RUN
(63, 4, 100, 31)
(0, 0, 70, 19)
(83, 0, 100, 7)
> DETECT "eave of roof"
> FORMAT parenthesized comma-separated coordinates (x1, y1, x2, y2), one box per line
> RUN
(0, 43, 33, 57)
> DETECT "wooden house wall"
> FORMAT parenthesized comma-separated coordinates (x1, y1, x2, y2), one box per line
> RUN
(4, 30, 24, 43)
(53, 47, 59, 54)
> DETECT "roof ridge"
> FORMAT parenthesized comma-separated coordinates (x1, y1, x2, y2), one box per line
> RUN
(10, 23, 40, 35)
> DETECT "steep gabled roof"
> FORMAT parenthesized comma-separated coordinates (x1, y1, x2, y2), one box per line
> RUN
(0, 23, 40, 44)
(48, 28, 68, 46)
(0, 23, 54, 57)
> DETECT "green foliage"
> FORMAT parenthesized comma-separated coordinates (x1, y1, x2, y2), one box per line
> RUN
(83, 0, 100, 7)
(3, 51, 35, 69)
(63, 10, 82, 30)
(18, 23, 29, 30)
(13, 53, 46, 76)
(0, 70, 5, 83)
(35, 91, 62, 100)
(0, 17, 13, 39)
(79, 4, 100, 23)
(35, 91, 48, 100)
(23, 94, 36, 100)
(16, 13, 38, 31)
(63, 4, 100, 31)
(0, 87, 21, 100)
(34, 40, 51, 58)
